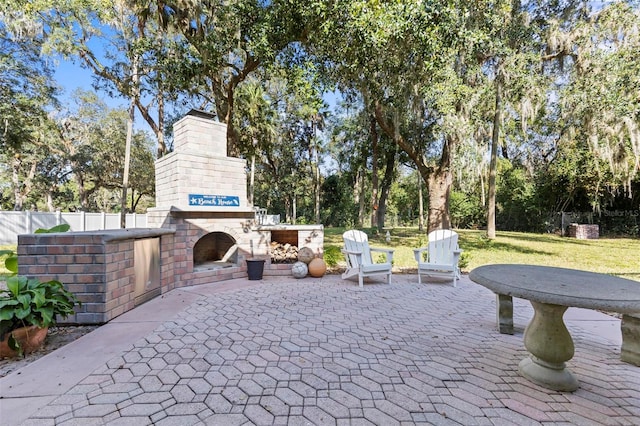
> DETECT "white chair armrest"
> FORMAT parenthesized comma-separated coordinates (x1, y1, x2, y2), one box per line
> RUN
(370, 247, 394, 264)
(452, 249, 463, 277)
(413, 247, 428, 263)
(370, 248, 394, 254)
(341, 248, 363, 269)
(342, 248, 363, 256)
(453, 249, 463, 261)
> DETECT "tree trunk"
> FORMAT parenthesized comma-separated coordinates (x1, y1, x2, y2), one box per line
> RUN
(426, 165, 452, 232)
(313, 142, 321, 224)
(12, 155, 23, 211)
(249, 154, 255, 205)
(224, 86, 240, 155)
(120, 99, 135, 228)
(46, 189, 55, 212)
(357, 170, 365, 227)
(374, 101, 452, 231)
(500, 143, 509, 160)
(377, 144, 397, 230)
(73, 168, 89, 211)
(377, 181, 390, 230)
(131, 191, 143, 212)
(121, 49, 140, 227)
(292, 195, 297, 225)
(284, 195, 288, 225)
(480, 167, 486, 206)
(134, 92, 166, 158)
(418, 173, 424, 231)
(370, 115, 379, 229)
(487, 69, 502, 239)
(156, 93, 166, 157)
(213, 56, 260, 156)
(10, 153, 36, 210)
(310, 117, 321, 225)
(120, 50, 140, 229)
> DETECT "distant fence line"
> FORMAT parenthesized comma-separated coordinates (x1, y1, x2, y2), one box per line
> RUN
(0, 211, 148, 245)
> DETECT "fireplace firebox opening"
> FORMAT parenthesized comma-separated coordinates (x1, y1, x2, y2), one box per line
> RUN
(193, 232, 238, 271)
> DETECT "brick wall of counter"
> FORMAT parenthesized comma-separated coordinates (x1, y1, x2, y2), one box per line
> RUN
(17, 229, 175, 324)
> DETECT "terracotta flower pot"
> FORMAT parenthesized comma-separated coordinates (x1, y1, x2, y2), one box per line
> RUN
(0, 325, 48, 358)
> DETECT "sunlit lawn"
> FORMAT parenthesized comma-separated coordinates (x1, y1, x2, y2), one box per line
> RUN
(323, 227, 640, 282)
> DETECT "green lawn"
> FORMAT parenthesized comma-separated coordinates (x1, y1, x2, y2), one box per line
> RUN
(323, 227, 640, 282)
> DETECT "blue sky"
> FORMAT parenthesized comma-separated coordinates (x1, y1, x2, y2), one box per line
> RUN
(54, 59, 128, 110)
(54, 58, 156, 137)
(53, 56, 342, 141)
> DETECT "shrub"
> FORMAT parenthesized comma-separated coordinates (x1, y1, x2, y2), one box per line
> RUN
(323, 245, 342, 267)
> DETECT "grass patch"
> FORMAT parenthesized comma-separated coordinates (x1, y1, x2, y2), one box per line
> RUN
(323, 227, 640, 281)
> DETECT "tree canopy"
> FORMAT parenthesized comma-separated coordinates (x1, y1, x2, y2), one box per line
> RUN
(1, 0, 638, 236)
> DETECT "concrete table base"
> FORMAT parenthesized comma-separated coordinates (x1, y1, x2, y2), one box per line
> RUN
(519, 356, 578, 392)
(621, 314, 640, 366)
(470, 264, 640, 393)
(496, 294, 514, 334)
(518, 302, 578, 391)
(496, 296, 640, 369)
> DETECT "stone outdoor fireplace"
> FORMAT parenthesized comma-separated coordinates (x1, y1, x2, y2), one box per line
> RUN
(16, 110, 324, 325)
(147, 109, 324, 286)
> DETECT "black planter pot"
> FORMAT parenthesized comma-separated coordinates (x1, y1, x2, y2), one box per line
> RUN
(246, 259, 265, 280)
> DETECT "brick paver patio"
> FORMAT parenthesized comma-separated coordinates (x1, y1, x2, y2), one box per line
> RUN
(3, 274, 639, 425)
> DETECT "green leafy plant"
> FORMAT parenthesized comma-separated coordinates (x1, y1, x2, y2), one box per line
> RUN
(0, 224, 79, 356)
(34, 224, 71, 234)
(376, 253, 393, 264)
(322, 245, 342, 267)
(458, 251, 470, 270)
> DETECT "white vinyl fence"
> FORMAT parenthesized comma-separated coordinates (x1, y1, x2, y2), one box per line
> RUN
(0, 211, 148, 245)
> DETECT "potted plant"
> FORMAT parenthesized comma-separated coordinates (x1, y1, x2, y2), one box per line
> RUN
(0, 224, 80, 357)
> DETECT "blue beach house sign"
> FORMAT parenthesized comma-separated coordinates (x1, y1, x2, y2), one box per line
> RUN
(189, 194, 240, 207)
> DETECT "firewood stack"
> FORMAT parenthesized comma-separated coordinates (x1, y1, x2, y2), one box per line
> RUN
(270, 242, 299, 263)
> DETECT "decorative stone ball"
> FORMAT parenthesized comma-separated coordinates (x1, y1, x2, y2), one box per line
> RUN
(297, 247, 315, 264)
(291, 261, 308, 279)
(308, 257, 327, 278)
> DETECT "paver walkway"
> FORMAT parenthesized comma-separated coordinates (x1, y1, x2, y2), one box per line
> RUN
(1, 274, 639, 425)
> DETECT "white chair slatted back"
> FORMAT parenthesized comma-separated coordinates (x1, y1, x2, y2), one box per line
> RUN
(427, 229, 459, 265)
(343, 229, 373, 266)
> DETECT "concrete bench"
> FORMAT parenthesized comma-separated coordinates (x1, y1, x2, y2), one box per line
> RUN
(470, 264, 640, 391)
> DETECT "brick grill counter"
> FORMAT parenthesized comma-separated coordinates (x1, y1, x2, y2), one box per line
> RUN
(567, 224, 599, 239)
(17, 228, 175, 324)
(16, 223, 323, 325)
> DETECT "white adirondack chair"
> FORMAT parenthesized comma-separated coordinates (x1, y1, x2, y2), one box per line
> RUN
(413, 229, 463, 287)
(341, 230, 394, 288)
